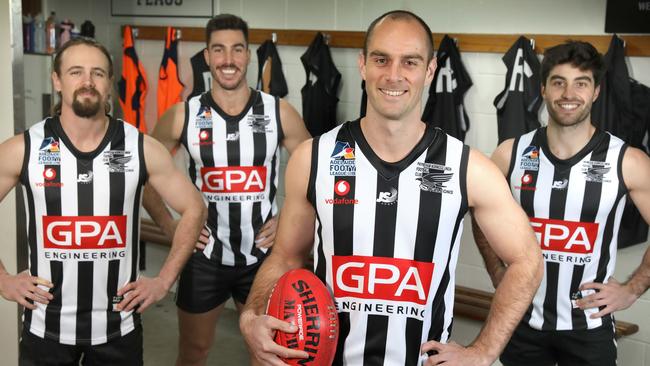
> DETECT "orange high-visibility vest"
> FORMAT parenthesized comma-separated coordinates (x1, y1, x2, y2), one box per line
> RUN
(157, 27, 184, 119)
(118, 25, 148, 133)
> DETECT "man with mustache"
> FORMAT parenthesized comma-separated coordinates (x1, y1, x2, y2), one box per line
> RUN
(473, 41, 650, 366)
(0, 37, 206, 365)
(142, 14, 310, 366)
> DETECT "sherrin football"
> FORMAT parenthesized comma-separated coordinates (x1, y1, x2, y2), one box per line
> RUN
(266, 269, 339, 365)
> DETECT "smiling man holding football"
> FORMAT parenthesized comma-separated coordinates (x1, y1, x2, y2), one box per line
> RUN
(240, 10, 543, 366)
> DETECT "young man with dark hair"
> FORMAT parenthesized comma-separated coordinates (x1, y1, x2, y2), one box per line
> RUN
(473, 40, 650, 366)
(239, 10, 543, 366)
(0, 37, 206, 365)
(142, 13, 310, 366)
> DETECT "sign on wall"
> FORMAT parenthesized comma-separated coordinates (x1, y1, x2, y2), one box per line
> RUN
(605, 0, 650, 33)
(111, 0, 214, 18)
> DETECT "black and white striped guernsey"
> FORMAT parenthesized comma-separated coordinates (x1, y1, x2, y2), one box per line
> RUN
(20, 117, 146, 345)
(508, 128, 627, 331)
(308, 120, 469, 365)
(181, 90, 282, 267)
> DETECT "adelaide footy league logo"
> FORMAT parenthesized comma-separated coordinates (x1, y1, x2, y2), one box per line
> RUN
(519, 145, 540, 171)
(329, 141, 356, 176)
(38, 137, 61, 165)
(195, 105, 213, 129)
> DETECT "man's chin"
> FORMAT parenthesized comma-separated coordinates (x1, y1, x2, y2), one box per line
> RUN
(72, 103, 102, 118)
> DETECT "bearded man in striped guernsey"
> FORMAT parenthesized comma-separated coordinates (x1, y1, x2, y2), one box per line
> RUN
(240, 10, 543, 366)
(0, 38, 206, 365)
(474, 41, 650, 366)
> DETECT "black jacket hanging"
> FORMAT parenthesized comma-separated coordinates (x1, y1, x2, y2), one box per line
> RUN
(422, 35, 473, 141)
(591, 35, 649, 248)
(493, 36, 543, 143)
(256, 40, 288, 98)
(300, 33, 341, 136)
(188, 49, 210, 100)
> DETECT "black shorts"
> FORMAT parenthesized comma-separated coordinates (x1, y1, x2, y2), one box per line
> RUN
(500, 321, 617, 366)
(175, 251, 262, 313)
(19, 325, 143, 366)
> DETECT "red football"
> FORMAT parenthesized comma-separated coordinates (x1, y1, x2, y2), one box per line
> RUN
(266, 269, 339, 365)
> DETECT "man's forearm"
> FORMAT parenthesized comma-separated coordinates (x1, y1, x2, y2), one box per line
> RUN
(471, 213, 507, 286)
(143, 184, 177, 238)
(156, 204, 206, 289)
(626, 246, 650, 297)
(244, 252, 304, 315)
(471, 253, 542, 360)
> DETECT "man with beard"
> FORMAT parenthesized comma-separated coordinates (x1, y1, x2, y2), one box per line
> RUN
(0, 37, 206, 365)
(240, 10, 542, 366)
(473, 41, 650, 366)
(142, 14, 310, 366)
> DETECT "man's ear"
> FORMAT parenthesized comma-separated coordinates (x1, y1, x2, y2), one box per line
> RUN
(358, 51, 367, 81)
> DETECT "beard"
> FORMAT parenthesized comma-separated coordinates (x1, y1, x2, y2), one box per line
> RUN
(547, 99, 593, 128)
(72, 87, 103, 118)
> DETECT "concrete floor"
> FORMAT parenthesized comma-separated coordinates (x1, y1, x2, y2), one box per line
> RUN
(142, 296, 250, 366)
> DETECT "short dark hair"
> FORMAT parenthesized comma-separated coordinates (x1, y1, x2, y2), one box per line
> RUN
(541, 40, 605, 86)
(363, 10, 434, 62)
(51, 37, 113, 116)
(205, 14, 249, 48)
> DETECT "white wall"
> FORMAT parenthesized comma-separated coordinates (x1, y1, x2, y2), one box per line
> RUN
(0, 0, 20, 363)
(34, 1, 650, 365)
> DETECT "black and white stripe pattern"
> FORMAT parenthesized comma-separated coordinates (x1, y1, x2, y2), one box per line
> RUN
(20, 117, 146, 345)
(309, 121, 469, 365)
(182, 90, 281, 267)
(508, 128, 627, 331)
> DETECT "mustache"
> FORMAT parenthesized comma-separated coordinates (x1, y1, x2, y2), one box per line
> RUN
(73, 87, 100, 98)
(217, 64, 240, 71)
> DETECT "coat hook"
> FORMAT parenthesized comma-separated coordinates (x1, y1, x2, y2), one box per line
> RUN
(132, 27, 139, 38)
(271, 32, 277, 43)
(175, 28, 182, 40)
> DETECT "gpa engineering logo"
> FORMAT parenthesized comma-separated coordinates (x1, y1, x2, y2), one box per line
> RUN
(194, 105, 213, 129)
(329, 141, 356, 176)
(530, 217, 599, 265)
(247, 114, 273, 133)
(200, 166, 267, 202)
(415, 162, 454, 194)
(43, 215, 127, 249)
(519, 145, 540, 171)
(332, 255, 434, 321)
(38, 137, 61, 165)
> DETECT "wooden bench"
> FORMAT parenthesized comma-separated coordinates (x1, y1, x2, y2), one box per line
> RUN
(138, 218, 640, 339)
(454, 285, 639, 338)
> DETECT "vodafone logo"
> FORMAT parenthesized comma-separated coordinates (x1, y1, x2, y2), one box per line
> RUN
(199, 130, 210, 141)
(334, 180, 350, 196)
(530, 217, 598, 254)
(43, 168, 56, 181)
(332, 255, 434, 305)
(43, 215, 127, 249)
(201, 166, 266, 193)
(521, 173, 532, 185)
